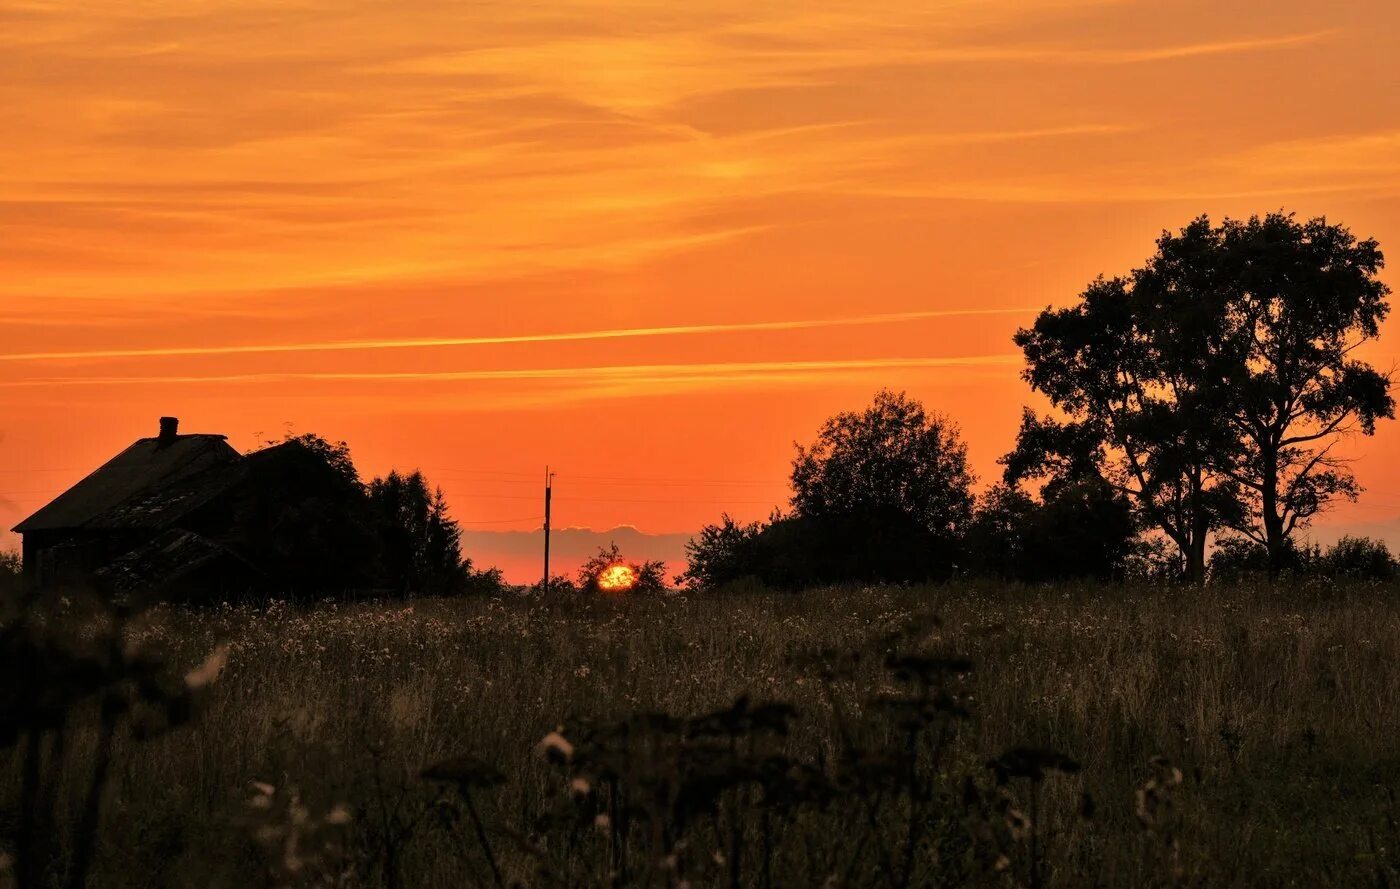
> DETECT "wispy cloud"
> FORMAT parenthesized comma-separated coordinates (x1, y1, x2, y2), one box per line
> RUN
(0, 307, 1034, 362)
(0, 355, 1021, 387)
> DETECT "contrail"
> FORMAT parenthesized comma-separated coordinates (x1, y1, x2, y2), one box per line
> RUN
(0, 354, 1022, 387)
(0, 307, 1035, 362)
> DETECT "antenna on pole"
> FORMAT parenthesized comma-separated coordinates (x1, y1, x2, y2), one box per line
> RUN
(542, 467, 555, 594)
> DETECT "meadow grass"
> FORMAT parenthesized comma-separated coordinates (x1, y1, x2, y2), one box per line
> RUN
(6, 580, 1400, 887)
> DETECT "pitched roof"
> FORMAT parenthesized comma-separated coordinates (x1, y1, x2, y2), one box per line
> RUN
(86, 441, 310, 531)
(12, 434, 241, 533)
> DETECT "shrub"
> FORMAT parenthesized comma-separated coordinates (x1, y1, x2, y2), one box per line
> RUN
(1320, 536, 1396, 581)
(1209, 535, 1395, 584)
(680, 514, 763, 590)
(0, 549, 22, 606)
(967, 480, 1135, 583)
(1209, 537, 1315, 583)
(685, 510, 955, 591)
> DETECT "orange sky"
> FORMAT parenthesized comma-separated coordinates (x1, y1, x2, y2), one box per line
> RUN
(4, 0, 1400, 582)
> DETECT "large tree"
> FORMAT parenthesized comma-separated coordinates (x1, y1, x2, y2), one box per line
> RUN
(1015, 280, 1241, 583)
(1015, 213, 1393, 581)
(791, 389, 975, 537)
(1136, 214, 1392, 576)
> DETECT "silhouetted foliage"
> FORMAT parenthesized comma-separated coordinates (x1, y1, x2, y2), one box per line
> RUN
(1320, 536, 1397, 581)
(1016, 281, 1240, 583)
(680, 514, 764, 590)
(792, 389, 975, 539)
(0, 550, 20, 598)
(1210, 534, 1396, 583)
(967, 480, 1136, 583)
(276, 432, 360, 488)
(1154, 215, 1393, 577)
(368, 471, 471, 595)
(1208, 536, 1313, 583)
(0, 593, 225, 888)
(533, 573, 579, 596)
(684, 510, 957, 591)
(458, 563, 509, 596)
(576, 542, 668, 593)
(984, 408, 1139, 582)
(683, 392, 976, 591)
(1016, 214, 1393, 583)
(237, 436, 500, 597)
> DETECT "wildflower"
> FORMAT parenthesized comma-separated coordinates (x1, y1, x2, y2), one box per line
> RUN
(536, 730, 574, 762)
(1006, 808, 1031, 841)
(185, 644, 231, 689)
(325, 805, 352, 825)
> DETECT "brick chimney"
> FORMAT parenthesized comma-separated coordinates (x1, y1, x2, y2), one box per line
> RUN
(158, 416, 179, 442)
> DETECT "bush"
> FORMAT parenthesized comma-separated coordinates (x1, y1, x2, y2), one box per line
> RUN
(1320, 536, 1396, 581)
(457, 563, 509, 596)
(967, 480, 1135, 583)
(1209, 535, 1396, 584)
(0, 549, 22, 606)
(680, 514, 764, 590)
(684, 510, 955, 591)
(1209, 537, 1313, 583)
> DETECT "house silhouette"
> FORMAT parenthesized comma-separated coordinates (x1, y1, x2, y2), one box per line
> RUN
(12, 417, 359, 596)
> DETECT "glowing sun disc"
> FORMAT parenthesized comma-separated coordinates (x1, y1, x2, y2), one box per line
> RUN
(598, 563, 637, 592)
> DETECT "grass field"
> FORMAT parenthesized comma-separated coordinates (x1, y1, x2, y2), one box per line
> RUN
(7, 581, 1400, 887)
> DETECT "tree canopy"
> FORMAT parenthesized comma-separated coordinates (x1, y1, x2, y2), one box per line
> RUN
(1015, 213, 1392, 582)
(791, 389, 975, 538)
(368, 470, 470, 595)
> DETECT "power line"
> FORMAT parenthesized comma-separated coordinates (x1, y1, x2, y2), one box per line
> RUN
(451, 492, 780, 505)
(458, 514, 545, 526)
(0, 464, 785, 488)
(425, 470, 782, 488)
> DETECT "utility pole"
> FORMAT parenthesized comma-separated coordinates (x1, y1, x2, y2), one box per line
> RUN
(542, 467, 555, 594)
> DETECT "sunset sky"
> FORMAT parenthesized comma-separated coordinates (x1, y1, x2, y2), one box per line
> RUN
(4, 0, 1400, 582)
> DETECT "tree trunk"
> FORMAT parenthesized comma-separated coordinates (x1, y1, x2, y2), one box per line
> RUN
(1260, 454, 1286, 580)
(1187, 532, 1208, 586)
(1186, 471, 1209, 586)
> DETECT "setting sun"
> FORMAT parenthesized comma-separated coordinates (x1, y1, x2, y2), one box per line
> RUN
(597, 564, 638, 592)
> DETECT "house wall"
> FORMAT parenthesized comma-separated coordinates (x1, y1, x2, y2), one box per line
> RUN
(22, 529, 154, 591)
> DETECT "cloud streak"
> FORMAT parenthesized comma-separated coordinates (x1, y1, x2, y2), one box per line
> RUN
(0, 354, 1021, 387)
(0, 307, 1034, 362)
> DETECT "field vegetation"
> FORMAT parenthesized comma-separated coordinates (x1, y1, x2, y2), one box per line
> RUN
(7, 579, 1400, 887)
